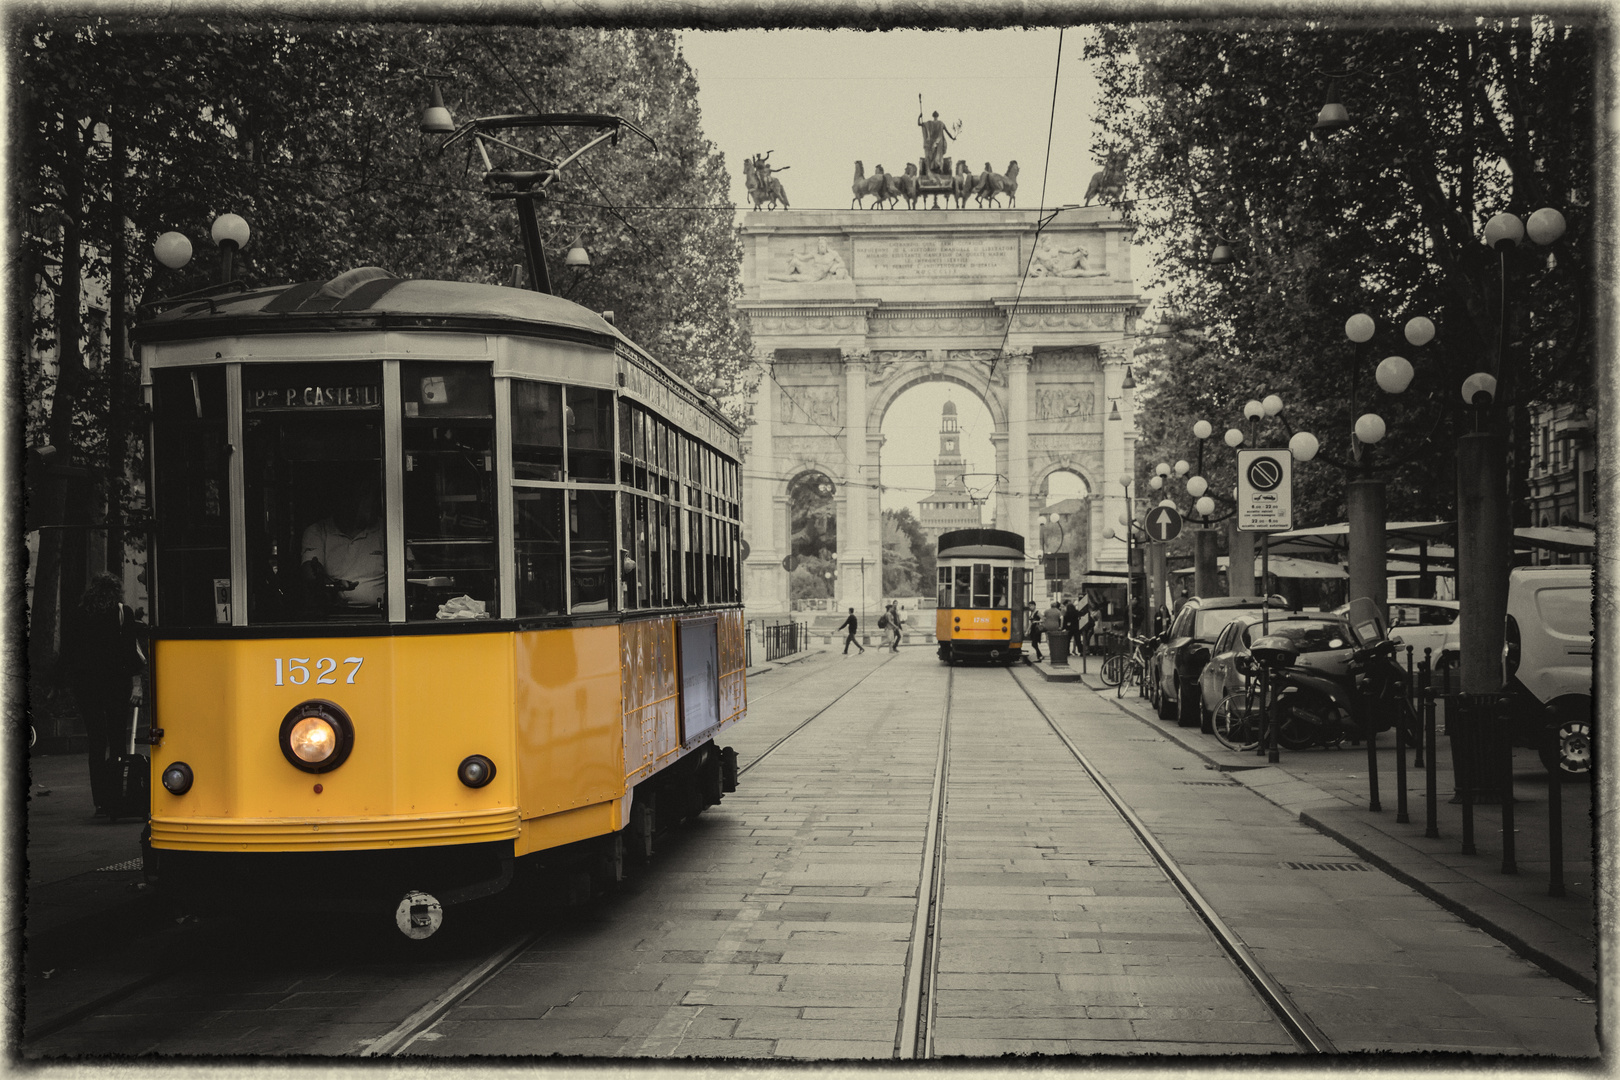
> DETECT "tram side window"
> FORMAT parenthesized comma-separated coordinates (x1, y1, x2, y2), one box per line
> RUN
(953, 566, 971, 609)
(152, 368, 230, 626)
(242, 362, 386, 623)
(992, 567, 1010, 609)
(514, 488, 564, 616)
(938, 567, 952, 607)
(618, 398, 633, 485)
(569, 489, 615, 612)
(972, 563, 992, 608)
(402, 363, 496, 621)
(567, 387, 615, 483)
(511, 381, 564, 481)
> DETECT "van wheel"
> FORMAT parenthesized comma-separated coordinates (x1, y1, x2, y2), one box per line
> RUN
(1539, 715, 1591, 777)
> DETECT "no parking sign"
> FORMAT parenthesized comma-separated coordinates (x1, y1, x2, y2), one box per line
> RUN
(1237, 449, 1292, 531)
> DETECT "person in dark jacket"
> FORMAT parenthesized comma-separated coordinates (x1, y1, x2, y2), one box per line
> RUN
(1025, 600, 1044, 661)
(1062, 600, 1081, 654)
(65, 572, 145, 816)
(837, 607, 865, 655)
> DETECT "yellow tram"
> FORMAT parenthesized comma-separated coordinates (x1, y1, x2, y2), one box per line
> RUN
(135, 268, 745, 935)
(934, 529, 1033, 665)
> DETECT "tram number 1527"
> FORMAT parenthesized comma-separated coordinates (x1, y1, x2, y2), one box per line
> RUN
(274, 657, 365, 687)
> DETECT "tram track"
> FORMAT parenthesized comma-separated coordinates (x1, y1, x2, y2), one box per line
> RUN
(739, 651, 896, 774)
(1005, 666, 1337, 1054)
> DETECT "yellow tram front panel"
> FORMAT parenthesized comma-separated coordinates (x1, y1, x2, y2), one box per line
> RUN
(937, 607, 1014, 644)
(150, 633, 519, 852)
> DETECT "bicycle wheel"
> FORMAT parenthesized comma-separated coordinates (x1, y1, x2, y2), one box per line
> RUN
(1100, 653, 1127, 687)
(1212, 689, 1262, 750)
(1135, 660, 1150, 698)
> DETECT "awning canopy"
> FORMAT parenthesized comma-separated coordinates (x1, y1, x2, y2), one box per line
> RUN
(1514, 526, 1596, 553)
(1176, 556, 1347, 580)
(1260, 521, 1454, 557)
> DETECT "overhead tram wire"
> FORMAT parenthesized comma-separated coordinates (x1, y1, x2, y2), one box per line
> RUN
(987, 29, 1065, 382)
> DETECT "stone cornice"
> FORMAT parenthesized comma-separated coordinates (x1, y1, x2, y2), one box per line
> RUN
(737, 302, 879, 318)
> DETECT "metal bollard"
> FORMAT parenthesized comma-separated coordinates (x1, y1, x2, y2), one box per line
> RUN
(1499, 706, 1517, 875)
(1395, 692, 1410, 825)
(1459, 696, 1476, 855)
(1422, 652, 1439, 839)
(1365, 719, 1381, 813)
(1407, 645, 1423, 768)
(1548, 755, 1565, 897)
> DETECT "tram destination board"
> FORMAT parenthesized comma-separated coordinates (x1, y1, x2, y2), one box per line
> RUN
(1237, 449, 1292, 532)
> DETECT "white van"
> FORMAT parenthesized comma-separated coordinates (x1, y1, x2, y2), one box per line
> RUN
(1503, 566, 1593, 775)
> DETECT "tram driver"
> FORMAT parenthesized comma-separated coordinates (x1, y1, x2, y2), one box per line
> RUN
(301, 473, 386, 612)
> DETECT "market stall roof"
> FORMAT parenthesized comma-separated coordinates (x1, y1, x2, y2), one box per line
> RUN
(1260, 521, 1454, 556)
(1174, 556, 1347, 580)
(1514, 526, 1596, 553)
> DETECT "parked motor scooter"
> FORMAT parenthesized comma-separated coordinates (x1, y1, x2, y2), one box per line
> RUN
(1245, 598, 1418, 751)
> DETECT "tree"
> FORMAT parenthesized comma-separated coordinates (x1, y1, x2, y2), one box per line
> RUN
(1086, 18, 1595, 533)
(17, 17, 751, 684)
(881, 507, 932, 597)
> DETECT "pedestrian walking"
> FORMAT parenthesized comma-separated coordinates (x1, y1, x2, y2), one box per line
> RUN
(838, 607, 866, 654)
(1025, 600, 1044, 661)
(64, 572, 145, 817)
(889, 603, 904, 652)
(1062, 600, 1081, 657)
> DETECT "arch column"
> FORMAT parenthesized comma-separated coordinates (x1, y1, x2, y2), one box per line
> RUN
(743, 346, 786, 614)
(1004, 350, 1032, 540)
(838, 347, 876, 612)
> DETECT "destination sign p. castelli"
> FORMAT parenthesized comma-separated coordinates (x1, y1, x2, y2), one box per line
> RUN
(1237, 449, 1292, 532)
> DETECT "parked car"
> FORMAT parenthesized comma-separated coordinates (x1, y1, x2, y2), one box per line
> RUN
(1152, 595, 1293, 729)
(1197, 613, 1353, 727)
(1503, 566, 1593, 776)
(1333, 598, 1460, 669)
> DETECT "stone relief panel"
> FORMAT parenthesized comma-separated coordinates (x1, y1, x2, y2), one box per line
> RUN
(870, 311, 1006, 337)
(1033, 346, 1100, 374)
(1034, 386, 1097, 421)
(1027, 235, 1107, 278)
(1012, 310, 1123, 333)
(767, 236, 853, 282)
(868, 350, 926, 383)
(775, 385, 841, 428)
(776, 437, 840, 464)
(772, 350, 843, 377)
(751, 313, 865, 336)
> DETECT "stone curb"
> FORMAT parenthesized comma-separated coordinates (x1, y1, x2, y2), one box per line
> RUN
(1295, 808, 1599, 997)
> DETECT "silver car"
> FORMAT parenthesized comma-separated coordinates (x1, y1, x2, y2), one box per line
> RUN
(1334, 599, 1459, 668)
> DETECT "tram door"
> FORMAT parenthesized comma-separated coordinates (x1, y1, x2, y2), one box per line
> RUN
(678, 616, 720, 747)
(1010, 567, 1032, 639)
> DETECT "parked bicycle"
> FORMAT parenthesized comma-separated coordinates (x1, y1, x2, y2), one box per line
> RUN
(1101, 634, 1157, 698)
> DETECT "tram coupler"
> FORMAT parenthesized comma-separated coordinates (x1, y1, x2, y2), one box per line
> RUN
(395, 890, 444, 940)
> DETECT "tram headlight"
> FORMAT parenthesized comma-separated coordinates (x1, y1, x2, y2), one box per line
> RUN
(457, 754, 497, 789)
(161, 761, 194, 795)
(279, 701, 355, 774)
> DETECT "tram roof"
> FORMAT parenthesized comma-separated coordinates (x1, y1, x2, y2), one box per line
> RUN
(136, 273, 625, 351)
(936, 528, 1026, 559)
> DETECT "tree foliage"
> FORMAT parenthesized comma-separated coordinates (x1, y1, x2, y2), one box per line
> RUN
(16, 15, 750, 675)
(881, 507, 933, 597)
(1087, 17, 1596, 532)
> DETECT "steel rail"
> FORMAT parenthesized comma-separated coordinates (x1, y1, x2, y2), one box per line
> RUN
(1008, 668, 1339, 1055)
(896, 667, 952, 1059)
(739, 653, 896, 774)
(359, 929, 542, 1057)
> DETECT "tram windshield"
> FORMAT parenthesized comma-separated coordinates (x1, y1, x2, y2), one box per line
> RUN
(243, 362, 387, 622)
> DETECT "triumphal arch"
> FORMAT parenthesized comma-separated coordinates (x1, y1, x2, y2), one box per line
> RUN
(738, 202, 1144, 615)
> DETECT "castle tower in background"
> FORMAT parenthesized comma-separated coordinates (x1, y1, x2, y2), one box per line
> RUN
(917, 400, 982, 542)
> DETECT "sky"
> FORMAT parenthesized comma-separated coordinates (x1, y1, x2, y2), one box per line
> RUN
(677, 28, 1123, 520)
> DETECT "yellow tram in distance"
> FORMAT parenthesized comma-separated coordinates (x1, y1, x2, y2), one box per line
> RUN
(135, 266, 745, 936)
(934, 528, 1033, 665)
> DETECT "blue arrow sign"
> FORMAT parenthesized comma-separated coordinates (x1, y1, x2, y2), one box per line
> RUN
(1145, 505, 1183, 542)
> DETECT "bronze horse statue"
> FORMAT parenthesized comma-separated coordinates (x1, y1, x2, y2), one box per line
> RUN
(852, 161, 899, 209)
(951, 160, 974, 209)
(746, 154, 789, 210)
(895, 163, 920, 210)
(974, 160, 1019, 208)
(1084, 151, 1127, 206)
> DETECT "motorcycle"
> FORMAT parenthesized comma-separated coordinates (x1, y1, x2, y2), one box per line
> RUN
(1245, 599, 1419, 751)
